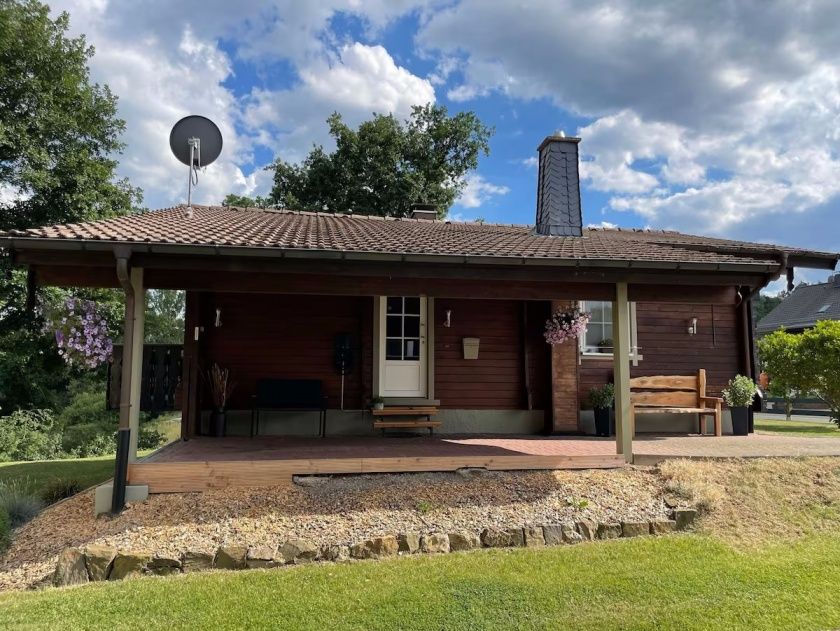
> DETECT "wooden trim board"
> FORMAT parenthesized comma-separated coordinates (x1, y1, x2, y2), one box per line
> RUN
(128, 453, 625, 493)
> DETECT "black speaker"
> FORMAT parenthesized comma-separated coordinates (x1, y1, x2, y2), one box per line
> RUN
(334, 333, 354, 376)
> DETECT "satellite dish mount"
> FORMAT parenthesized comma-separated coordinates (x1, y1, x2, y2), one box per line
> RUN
(169, 115, 223, 208)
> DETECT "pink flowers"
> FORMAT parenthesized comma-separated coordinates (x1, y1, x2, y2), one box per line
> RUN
(49, 297, 114, 368)
(544, 307, 591, 345)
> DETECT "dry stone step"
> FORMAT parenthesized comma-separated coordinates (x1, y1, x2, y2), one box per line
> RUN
(398, 533, 421, 554)
(54, 548, 88, 587)
(621, 521, 649, 538)
(542, 524, 564, 546)
(84, 545, 116, 581)
(350, 535, 399, 559)
(182, 551, 214, 572)
(562, 524, 583, 544)
(650, 519, 677, 535)
(110, 552, 151, 580)
(448, 531, 480, 552)
(674, 509, 698, 530)
(148, 556, 182, 576)
(576, 520, 597, 541)
(597, 522, 622, 540)
(320, 545, 350, 562)
(420, 533, 450, 554)
(279, 539, 319, 564)
(524, 526, 545, 547)
(214, 546, 248, 570)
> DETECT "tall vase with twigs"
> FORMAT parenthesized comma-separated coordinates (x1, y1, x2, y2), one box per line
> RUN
(204, 363, 235, 437)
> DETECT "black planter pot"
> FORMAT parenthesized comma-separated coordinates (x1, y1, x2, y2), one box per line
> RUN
(211, 409, 226, 437)
(594, 408, 612, 437)
(731, 406, 749, 436)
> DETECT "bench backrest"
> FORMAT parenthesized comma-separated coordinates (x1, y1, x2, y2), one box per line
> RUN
(629, 369, 706, 408)
(254, 379, 325, 409)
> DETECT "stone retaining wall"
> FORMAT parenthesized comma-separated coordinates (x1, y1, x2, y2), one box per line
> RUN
(53, 509, 697, 587)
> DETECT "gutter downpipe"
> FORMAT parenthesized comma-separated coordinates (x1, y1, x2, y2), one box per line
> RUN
(112, 254, 134, 513)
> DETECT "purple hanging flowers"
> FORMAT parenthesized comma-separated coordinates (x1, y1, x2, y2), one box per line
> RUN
(49, 297, 114, 369)
(544, 306, 591, 345)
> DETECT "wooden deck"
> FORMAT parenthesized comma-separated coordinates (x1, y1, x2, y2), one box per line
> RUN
(129, 435, 625, 493)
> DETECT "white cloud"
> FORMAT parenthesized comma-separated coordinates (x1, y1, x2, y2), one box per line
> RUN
(456, 174, 510, 209)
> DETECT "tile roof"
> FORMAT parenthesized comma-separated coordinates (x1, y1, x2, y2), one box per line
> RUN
(756, 276, 840, 333)
(2, 205, 837, 270)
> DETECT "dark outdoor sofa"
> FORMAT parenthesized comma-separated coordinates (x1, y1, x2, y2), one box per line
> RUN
(250, 379, 328, 437)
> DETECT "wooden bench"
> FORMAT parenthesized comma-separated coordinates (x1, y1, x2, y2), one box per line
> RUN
(372, 406, 440, 436)
(630, 369, 722, 437)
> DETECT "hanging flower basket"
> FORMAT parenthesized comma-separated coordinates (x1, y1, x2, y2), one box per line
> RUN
(544, 307, 591, 345)
(47, 297, 114, 369)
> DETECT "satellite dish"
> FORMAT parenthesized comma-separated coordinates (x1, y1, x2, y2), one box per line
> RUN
(169, 115, 223, 208)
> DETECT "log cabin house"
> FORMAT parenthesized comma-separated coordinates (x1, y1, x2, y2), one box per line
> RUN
(1, 134, 837, 510)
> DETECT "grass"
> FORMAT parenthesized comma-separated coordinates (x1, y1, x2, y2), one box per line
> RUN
(754, 417, 840, 437)
(0, 414, 181, 500)
(1, 535, 840, 630)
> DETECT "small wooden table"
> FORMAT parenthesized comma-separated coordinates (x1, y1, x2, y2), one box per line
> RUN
(372, 406, 440, 436)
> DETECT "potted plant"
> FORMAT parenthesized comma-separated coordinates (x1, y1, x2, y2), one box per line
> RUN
(597, 338, 613, 354)
(587, 383, 615, 436)
(722, 374, 757, 436)
(370, 396, 385, 411)
(205, 363, 235, 437)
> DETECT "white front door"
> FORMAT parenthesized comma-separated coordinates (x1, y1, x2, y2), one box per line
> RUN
(379, 296, 427, 397)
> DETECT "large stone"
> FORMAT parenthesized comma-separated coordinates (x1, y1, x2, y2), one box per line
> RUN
(182, 551, 214, 572)
(524, 526, 545, 548)
(398, 533, 421, 554)
(279, 539, 319, 564)
(214, 545, 248, 570)
(562, 524, 583, 544)
(481, 528, 513, 548)
(148, 556, 182, 576)
(456, 467, 490, 479)
(84, 545, 116, 581)
(448, 531, 480, 552)
(542, 525, 564, 546)
(674, 509, 698, 531)
(576, 520, 597, 541)
(54, 548, 88, 587)
(420, 533, 450, 554)
(597, 522, 622, 540)
(320, 545, 350, 563)
(621, 521, 649, 538)
(292, 475, 330, 487)
(650, 519, 677, 535)
(109, 551, 152, 580)
(350, 535, 399, 560)
(246, 546, 280, 569)
(507, 528, 526, 547)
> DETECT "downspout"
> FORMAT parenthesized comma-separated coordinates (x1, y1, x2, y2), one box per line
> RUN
(112, 255, 134, 513)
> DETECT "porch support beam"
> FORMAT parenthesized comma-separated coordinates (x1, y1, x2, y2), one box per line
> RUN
(612, 282, 633, 462)
(127, 266, 145, 461)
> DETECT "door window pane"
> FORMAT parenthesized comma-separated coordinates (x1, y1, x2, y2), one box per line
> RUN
(386, 315, 402, 337)
(386, 338, 402, 360)
(404, 339, 419, 359)
(387, 297, 402, 314)
(404, 315, 420, 337)
(404, 297, 420, 314)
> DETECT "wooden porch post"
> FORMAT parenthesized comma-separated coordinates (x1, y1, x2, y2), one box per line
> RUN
(612, 282, 633, 462)
(127, 267, 144, 462)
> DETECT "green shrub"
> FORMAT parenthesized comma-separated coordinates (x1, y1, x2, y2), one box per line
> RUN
(0, 508, 10, 552)
(41, 478, 82, 505)
(0, 479, 43, 528)
(0, 409, 62, 462)
(137, 426, 166, 451)
(57, 384, 114, 428)
(61, 422, 115, 457)
(722, 375, 758, 408)
(587, 383, 615, 409)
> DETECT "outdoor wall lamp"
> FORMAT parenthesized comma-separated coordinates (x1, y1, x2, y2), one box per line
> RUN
(444, 309, 452, 328)
(687, 317, 698, 336)
(214, 308, 223, 328)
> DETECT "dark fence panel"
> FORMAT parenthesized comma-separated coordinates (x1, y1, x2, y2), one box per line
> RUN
(108, 344, 183, 415)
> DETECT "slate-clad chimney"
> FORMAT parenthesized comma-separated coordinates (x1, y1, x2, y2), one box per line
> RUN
(535, 133, 583, 237)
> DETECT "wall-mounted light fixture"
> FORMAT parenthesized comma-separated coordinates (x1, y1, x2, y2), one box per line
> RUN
(687, 317, 698, 336)
(443, 309, 452, 328)
(214, 308, 223, 328)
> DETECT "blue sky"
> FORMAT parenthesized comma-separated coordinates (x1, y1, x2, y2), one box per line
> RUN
(51, 1, 840, 288)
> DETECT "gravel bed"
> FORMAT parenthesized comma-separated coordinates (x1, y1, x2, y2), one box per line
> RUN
(0, 466, 671, 591)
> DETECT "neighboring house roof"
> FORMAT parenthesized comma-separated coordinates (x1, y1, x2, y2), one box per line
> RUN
(756, 277, 840, 333)
(2, 205, 838, 272)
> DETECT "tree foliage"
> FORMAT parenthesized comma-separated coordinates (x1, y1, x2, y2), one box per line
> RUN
(221, 194, 272, 209)
(267, 105, 493, 217)
(758, 322, 840, 425)
(757, 329, 805, 420)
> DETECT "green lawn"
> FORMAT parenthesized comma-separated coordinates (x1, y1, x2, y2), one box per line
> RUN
(0, 415, 180, 498)
(754, 417, 840, 437)
(2, 535, 840, 630)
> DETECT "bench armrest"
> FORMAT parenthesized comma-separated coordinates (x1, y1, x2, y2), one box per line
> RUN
(700, 396, 723, 403)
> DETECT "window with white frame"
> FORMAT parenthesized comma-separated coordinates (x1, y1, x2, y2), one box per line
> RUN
(579, 301, 641, 360)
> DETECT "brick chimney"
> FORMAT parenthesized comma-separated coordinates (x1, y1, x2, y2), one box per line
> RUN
(535, 133, 583, 237)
